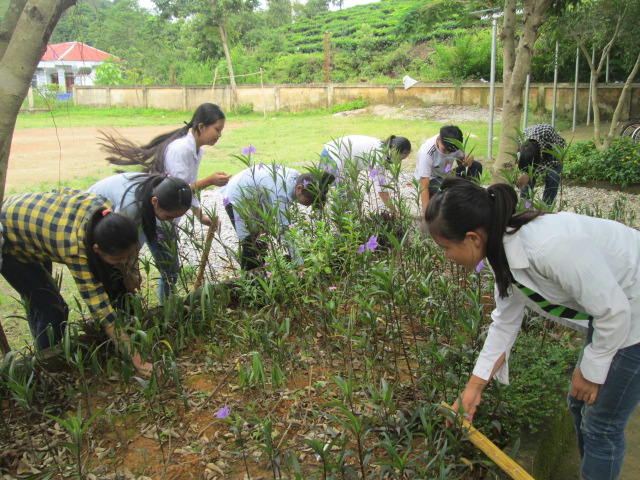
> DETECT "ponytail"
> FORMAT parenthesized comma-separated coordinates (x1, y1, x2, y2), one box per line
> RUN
(383, 135, 412, 157)
(99, 103, 226, 174)
(425, 178, 546, 297)
(129, 174, 192, 244)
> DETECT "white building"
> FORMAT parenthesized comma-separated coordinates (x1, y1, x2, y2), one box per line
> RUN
(35, 42, 118, 93)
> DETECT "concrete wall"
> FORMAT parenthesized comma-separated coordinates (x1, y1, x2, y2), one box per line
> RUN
(73, 82, 640, 121)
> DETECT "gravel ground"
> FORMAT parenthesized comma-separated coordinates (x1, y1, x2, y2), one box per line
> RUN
(169, 175, 640, 279)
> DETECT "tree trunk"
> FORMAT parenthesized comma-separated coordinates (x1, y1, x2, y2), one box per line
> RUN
(604, 52, 640, 149)
(576, 13, 623, 151)
(493, 0, 553, 179)
(501, 0, 517, 90)
(218, 22, 238, 110)
(0, 0, 76, 207)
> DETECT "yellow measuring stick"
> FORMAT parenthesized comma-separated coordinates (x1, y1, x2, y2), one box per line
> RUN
(440, 401, 535, 480)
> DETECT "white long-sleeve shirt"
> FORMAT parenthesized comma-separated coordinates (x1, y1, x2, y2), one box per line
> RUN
(164, 130, 203, 208)
(220, 165, 301, 261)
(475, 212, 640, 386)
(323, 135, 389, 193)
(88, 172, 147, 246)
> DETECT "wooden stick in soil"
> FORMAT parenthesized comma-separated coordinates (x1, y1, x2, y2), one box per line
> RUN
(440, 401, 534, 480)
(192, 225, 216, 292)
(0, 322, 11, 354)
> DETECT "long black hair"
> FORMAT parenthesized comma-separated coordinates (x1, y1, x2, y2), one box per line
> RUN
(123, 174, 192, 244)
(99, 103, 226, 174)
(382, 135, 412, 158)
(297, 171, 336, 209)
(425, 177, 546, 298)
(84, 209, 139, 299)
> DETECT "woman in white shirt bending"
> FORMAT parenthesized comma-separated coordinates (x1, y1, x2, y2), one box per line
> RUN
(88, 173, 192, 300)
(320, 135, 411, 210)
(425, 177, 640, 480)
(221, 165, 335, 270)
(100, 103, 230, 300)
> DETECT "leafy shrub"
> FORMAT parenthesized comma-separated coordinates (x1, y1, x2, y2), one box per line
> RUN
(328, 97, 368, 114)
(564, 137, 640, 187)
(232, 103, 254, 115)
(432, 30, 497, 82)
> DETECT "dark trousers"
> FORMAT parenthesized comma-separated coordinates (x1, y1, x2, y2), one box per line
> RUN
(455, 160, 483, 182)
(521, 164, 562, 205)
(0, 254, 68, 349)
(225, 204, 266, 271)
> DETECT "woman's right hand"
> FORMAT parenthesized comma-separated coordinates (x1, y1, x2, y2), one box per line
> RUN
(448, 376, 487, 426)
(206, 172, 232, 187)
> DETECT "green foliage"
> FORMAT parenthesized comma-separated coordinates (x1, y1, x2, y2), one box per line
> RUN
(94, 59, 124, 86)
(478, 329, 576, 441)
(432, 29, 497, 82)
(328, 97, 368, 114)
(564, 137, 640, 187)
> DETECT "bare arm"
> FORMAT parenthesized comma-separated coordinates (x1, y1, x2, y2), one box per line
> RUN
(450, 352, 507, 423)
(192, 172, 232, 190)
(420, 177, 430, 216)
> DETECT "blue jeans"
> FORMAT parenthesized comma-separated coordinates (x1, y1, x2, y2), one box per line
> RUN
(147, 224, 179, 304)
(0, 254, 68, 349)
(569, 327, 640, 480)
(521, 163, 562, 205)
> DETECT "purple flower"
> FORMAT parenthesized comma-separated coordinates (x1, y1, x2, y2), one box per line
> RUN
(274, 164, 281, 171)
(303, 179, 309, 188)
(329, 286, 337, 291)
(445, 163, 451, 173)
(216, 406, 230, 419)
(475, 260, 485, 273)
(242, 145, 256, 156)
(525, 201, 532, 208)
(258, 163, 265, 170)
(366, 235, 378, 253)
(378, 178, 385, 186)
(266, 272, 272, 278)
(223, 197, 230, 207)
(357, 244, 366, 254)
(370, 168, 377, 179)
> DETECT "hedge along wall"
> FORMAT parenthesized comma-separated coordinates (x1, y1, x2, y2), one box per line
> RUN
(72, 83, 640, 121)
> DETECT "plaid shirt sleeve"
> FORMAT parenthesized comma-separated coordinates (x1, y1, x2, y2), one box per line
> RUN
(1, 189, 117, 326)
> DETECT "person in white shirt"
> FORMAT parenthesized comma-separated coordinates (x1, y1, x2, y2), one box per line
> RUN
(425, 177, 640, 480)
(99, 103, 231, 300)
(221, 165, 335, 270)
(414, 125, 477, 215)
(88, 173, 192, 299)
(321, 135, 411, 210)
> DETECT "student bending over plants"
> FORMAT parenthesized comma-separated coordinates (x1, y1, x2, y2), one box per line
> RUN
(221, 165, 335, 270)
(425, 177, 640, 480)
(320, 134, 411, 210)
(414, 125, 478, 215)
(99, 102, 231, 301)
(0, 189, 155, 376)
(88, 173, 192, 301)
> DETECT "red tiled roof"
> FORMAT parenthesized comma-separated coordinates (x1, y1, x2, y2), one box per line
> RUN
(42, 42, 117, 62)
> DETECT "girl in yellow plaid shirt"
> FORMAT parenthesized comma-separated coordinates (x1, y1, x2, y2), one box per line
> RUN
(1, 188, 154, 375)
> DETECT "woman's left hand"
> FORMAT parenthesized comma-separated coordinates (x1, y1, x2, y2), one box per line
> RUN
(570, 367, 600, 405)
(124, 273, 141, 293)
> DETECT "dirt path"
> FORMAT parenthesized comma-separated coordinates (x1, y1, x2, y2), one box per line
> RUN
(6, 126, 172, 193)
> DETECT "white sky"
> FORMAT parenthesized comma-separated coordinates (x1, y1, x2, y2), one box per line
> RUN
(138, 0, 380, 12)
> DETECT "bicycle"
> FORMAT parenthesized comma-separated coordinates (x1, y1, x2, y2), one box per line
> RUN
(620, 120, 640, 142)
